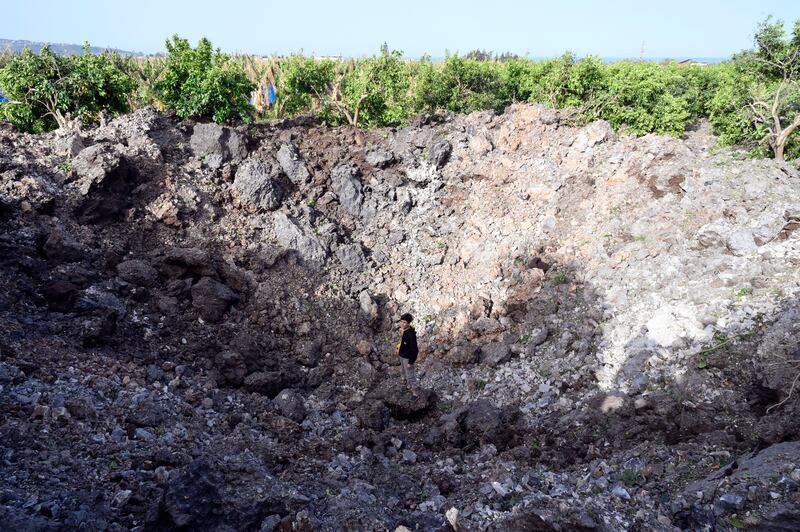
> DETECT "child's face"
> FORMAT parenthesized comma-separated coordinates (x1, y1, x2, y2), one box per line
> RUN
(399, 320, 409, 330)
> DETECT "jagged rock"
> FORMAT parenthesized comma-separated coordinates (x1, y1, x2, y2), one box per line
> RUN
(190, 277, 239, 322)
(1, 169, 58, 213)
(480, 342, 512, 366)
(366, 149, 395, 168)
(273, 389, 307, 422)
(233, 158, 285, 211)
(160, 458, 223, 528)
(368, 379, 436, 420)
(425, 399, 523, 451)
(162, 247, 215, 277)
(0, 505, 61, 531)
(117, 259, 158, 287)
(406, 162, 438, 184)
(677, 441, 800, 528)
(336, 243, 367, 272)
(42, 227, 84, 262)
(215, 350, 247, 385)
(727, 229, 758, 256)
(74, 286, 126, 316)
(71, 144, 136, 223)
(127, 396, 167, 427)
(359, 290, 379, 323)
(297, 339, 323, 367)
(244, 370, 299, 398)
(446, 343, 481, 366)
(273, 212, 327, 264)
(646, 304, 705, 348)
(470, 317, 504, 336)
(54, 133, 85, 157)
(429, 139, 452, 169)
(331, 165, 363, 215)
(571, 120, 613, 151)
(190, 123, 247, 169)
(276, 143, 311, 185)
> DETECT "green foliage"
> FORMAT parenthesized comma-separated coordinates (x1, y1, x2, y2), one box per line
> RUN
(735, 287, 752, 301)
(708, 17, 800, 159)
(5, 19, 800, 161)
(414, 52, 508, 114)
(552, 270, 569, 285)
(117, 55, 166, 109)
(273, 55, 335, 117)
(155, 36, 254, 123)
(0, 44, 133, 133)
(727, 516, 745, 529)
(621, 468, 639, 486)
(597, 62, 692, 136)
(330, 45, 413, 127)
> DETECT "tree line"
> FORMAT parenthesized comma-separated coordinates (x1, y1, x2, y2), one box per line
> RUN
(1, 18, 799, 160)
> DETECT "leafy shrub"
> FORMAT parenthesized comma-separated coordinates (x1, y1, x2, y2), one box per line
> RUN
(414, 53, 509, 114)
(597, 62, 692, 136)
(155, 36, 254, 123)
(0, 44, 133, 133)
(273, 54, 335, 117)
(708, 17, 800, 160)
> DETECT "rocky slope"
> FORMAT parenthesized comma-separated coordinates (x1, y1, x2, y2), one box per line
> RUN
(1, 104, 800, 531)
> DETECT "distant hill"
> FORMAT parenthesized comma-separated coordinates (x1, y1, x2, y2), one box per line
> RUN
(0, 38, 140, 56)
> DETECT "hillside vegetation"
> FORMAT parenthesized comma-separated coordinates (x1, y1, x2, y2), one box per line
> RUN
(2, 18, 800, 160)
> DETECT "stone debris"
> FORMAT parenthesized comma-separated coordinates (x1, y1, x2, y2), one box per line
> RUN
(0, 105, 799, 530)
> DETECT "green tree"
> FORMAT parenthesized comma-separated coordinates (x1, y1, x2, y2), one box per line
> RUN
(710, 17, 800, 160)
(414, 53, 508, 114)
(156, 36, 254, 123)
(273, 55, 336, 117)
(597, 62, 691, 136)
(0, 44, 133, 133)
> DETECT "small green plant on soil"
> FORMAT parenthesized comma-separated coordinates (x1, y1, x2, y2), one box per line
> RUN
(735, 287, 752, 301)
(696, 332, 730, 369)
(727, 515, 745, 529)
(553, 271, 568, 284)
(58, 160, 72, 173)
(621, 468, 639, 486)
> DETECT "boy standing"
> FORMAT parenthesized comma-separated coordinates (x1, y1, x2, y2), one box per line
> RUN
(396, 313, 419, 390)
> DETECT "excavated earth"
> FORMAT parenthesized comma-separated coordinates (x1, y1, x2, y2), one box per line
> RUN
(1, 104, 800, 531)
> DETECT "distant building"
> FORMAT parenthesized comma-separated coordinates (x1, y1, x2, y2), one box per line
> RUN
(677, 58, 708, 67)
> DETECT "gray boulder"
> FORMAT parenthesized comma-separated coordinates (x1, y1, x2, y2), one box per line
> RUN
(273, 389, 307, 422)
(359, 290, 379, 323)
(191, 277, 239, 322)
(117, 259, 158, 287)
(429, 140, 452, 169)
(71, 144, 136, 223)
(331, 165, 363, 215)
(276, 143, 311, 185)
(481, 342, 512, 366)
(336, 243, 367, 272)
(233, 159, 285, 211)
(190, 123, 247, 169)
(447, 343, 481, 366)
(273, 212, 327, 264)
(54, 133, 85, 157)
(365, 149, 395, 168)
(727, 229, 758, 256)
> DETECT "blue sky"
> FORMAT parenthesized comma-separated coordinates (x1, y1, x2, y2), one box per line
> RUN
(3, 0, 800, 58)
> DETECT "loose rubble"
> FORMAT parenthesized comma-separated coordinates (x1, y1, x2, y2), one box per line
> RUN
(1, 105, 799, 530)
